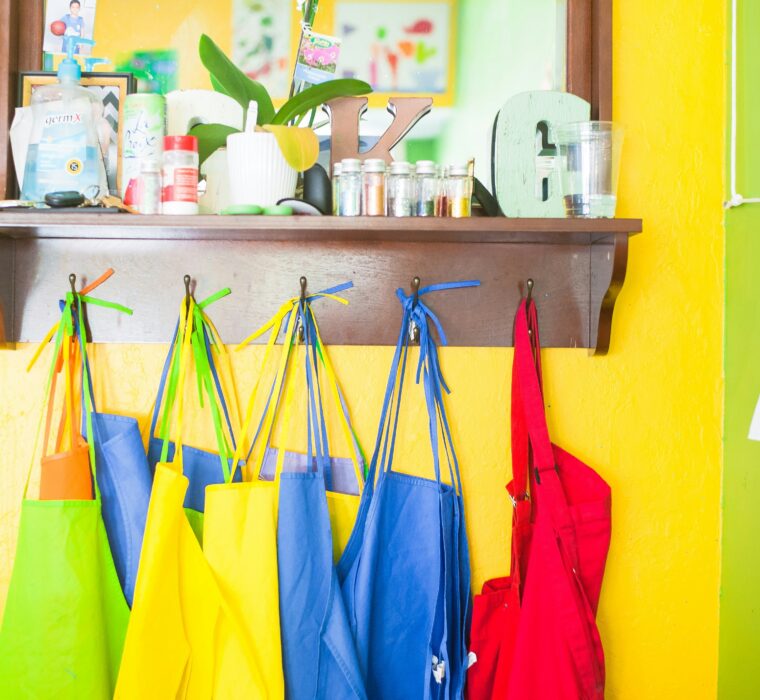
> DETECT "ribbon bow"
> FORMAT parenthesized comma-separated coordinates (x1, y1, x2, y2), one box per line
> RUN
(395, 280, 480, 391)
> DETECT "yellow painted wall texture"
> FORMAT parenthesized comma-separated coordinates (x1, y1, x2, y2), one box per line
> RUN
(0, 1, 725, 698)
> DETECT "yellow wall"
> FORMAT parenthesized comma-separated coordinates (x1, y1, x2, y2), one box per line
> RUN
(0, 0, 725, 698)
(94, 0, 233, 89)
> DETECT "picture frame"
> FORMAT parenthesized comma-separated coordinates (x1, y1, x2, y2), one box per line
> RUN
(18, 71, 136, 194)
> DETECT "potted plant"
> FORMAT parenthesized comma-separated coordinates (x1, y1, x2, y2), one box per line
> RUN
(193, 35, 371, 208)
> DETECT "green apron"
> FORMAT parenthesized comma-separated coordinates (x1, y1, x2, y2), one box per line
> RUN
(0, 292, 130, 699)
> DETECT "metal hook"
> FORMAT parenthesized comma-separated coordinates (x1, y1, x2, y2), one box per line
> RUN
(526, 278, 535, 338)
(411, 276, 420, 306)
(183, 274, 193, 315)
(297, 276, 307, 342)
(68, 273, 91, 341)
(409, 276, 421, 345)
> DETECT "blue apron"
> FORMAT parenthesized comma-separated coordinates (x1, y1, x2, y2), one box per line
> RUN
(338, 281, 478, 700)
(71, 301, 151, 608)
(86, 372, 152, 608)
(245, 283, 367, 699)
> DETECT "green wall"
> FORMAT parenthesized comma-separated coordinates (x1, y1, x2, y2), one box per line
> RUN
(720, 1, 760, 697)
(436, 0, 561, 183)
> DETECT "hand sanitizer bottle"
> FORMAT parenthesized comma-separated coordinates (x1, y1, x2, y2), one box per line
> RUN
(21, 37, 108, 202)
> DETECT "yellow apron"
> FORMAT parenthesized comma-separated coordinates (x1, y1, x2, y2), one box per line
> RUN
(231, 292, 363, 560)
(115, 300, 267, 699)
(202, 291, 364, 699)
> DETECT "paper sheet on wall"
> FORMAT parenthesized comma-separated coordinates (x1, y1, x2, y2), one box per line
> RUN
(335, 1, 451, 93)
(748, 394, 760, 441)
(232, 0, 292, 99)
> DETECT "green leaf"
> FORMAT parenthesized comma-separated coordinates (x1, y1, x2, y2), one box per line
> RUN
(189, 123, 239, 165)
(262, 125, 320, 171)
(271, 79, 372, 126)
(209, 74, 229, 96)
(199, 34, 275, 125)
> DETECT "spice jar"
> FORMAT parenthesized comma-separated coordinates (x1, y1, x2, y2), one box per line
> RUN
(363, 158, 387, 216)
(332, 162, 342, 216)
(446, 164, 473, 218)
(138, 158, 161, 215)
(415, 160, 439, 217)
(161, 135, 199, 215)
(387, 161, 415, 217)
(436, 166, 449, 217)
(339, 158, 361, 216)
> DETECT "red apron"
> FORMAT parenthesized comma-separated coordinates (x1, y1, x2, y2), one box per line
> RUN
(467, 299, 611, 700)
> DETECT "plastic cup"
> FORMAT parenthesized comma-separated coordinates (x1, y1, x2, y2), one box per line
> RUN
(554, 121, 624, 218)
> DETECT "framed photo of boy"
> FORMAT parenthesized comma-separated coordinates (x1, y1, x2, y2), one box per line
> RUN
(18, 71, 136, 195)
(43, 0, 97, 55)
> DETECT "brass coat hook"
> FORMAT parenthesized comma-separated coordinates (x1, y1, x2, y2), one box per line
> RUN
(409, 276, 421, 345)
(411, 276, 420, 306)
(526, 278, 535, 338)
(300, 276, 308, 303)
(184, 274, 193, 311)
(297, 276, 307, 342)
(68, 273, 93, 341)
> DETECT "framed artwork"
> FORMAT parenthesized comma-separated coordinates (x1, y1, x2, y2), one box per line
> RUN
(333, 0, 456, 107)
(19, 71, 136, 194)
(233, 0, 294, 99)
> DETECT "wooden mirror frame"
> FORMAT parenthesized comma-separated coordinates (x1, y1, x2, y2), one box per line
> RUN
(0, 0, 611, 199)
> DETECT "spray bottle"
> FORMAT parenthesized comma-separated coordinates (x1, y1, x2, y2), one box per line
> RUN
(21, 38, 108, 201)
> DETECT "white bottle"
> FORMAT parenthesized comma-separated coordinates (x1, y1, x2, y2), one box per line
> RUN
(21, 38, 108, 201)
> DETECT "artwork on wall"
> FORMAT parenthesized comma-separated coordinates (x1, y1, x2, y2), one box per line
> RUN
(19, 71, 136, 194)
(115, 50, 179, 94)
(232, 0, 293, 99)
(335, 0, 455, 104)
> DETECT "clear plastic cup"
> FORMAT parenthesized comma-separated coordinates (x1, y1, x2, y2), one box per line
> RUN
(554, 121, 624, 218)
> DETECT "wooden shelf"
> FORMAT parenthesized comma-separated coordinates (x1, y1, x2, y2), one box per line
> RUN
(0, 215, 642, 353)
(0, 212, 641, 243)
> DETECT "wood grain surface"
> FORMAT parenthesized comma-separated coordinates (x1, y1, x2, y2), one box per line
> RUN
(0, 213, 641, 242)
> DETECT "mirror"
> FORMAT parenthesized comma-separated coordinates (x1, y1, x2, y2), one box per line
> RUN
(46, 0, 567, 182)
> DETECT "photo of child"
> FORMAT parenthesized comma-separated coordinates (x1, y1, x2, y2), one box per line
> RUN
(43, 0, 97, 56)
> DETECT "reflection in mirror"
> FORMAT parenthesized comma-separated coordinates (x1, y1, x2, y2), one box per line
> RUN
(89, 0, 566, 182)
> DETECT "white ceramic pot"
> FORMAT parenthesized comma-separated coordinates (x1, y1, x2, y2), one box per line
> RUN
(226, 131, 297, 207)
(199, 148, 230, 214)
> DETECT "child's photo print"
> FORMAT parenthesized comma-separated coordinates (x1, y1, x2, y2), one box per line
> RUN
(43, 0, 97, 56)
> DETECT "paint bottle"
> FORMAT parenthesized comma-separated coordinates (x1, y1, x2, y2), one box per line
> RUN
(161, 135, 199, 215)
(363, 158, 387, 216)
(436, 166, 449, 217)
(339, 158, 361, 216)
(415, 160, 439, 217)
(388, 161, 415, 217)
(447, 164, 473, 218)
(138, 158, 161, 215)
(332, 162, 342, 215)
(122, 93, 166, 203)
